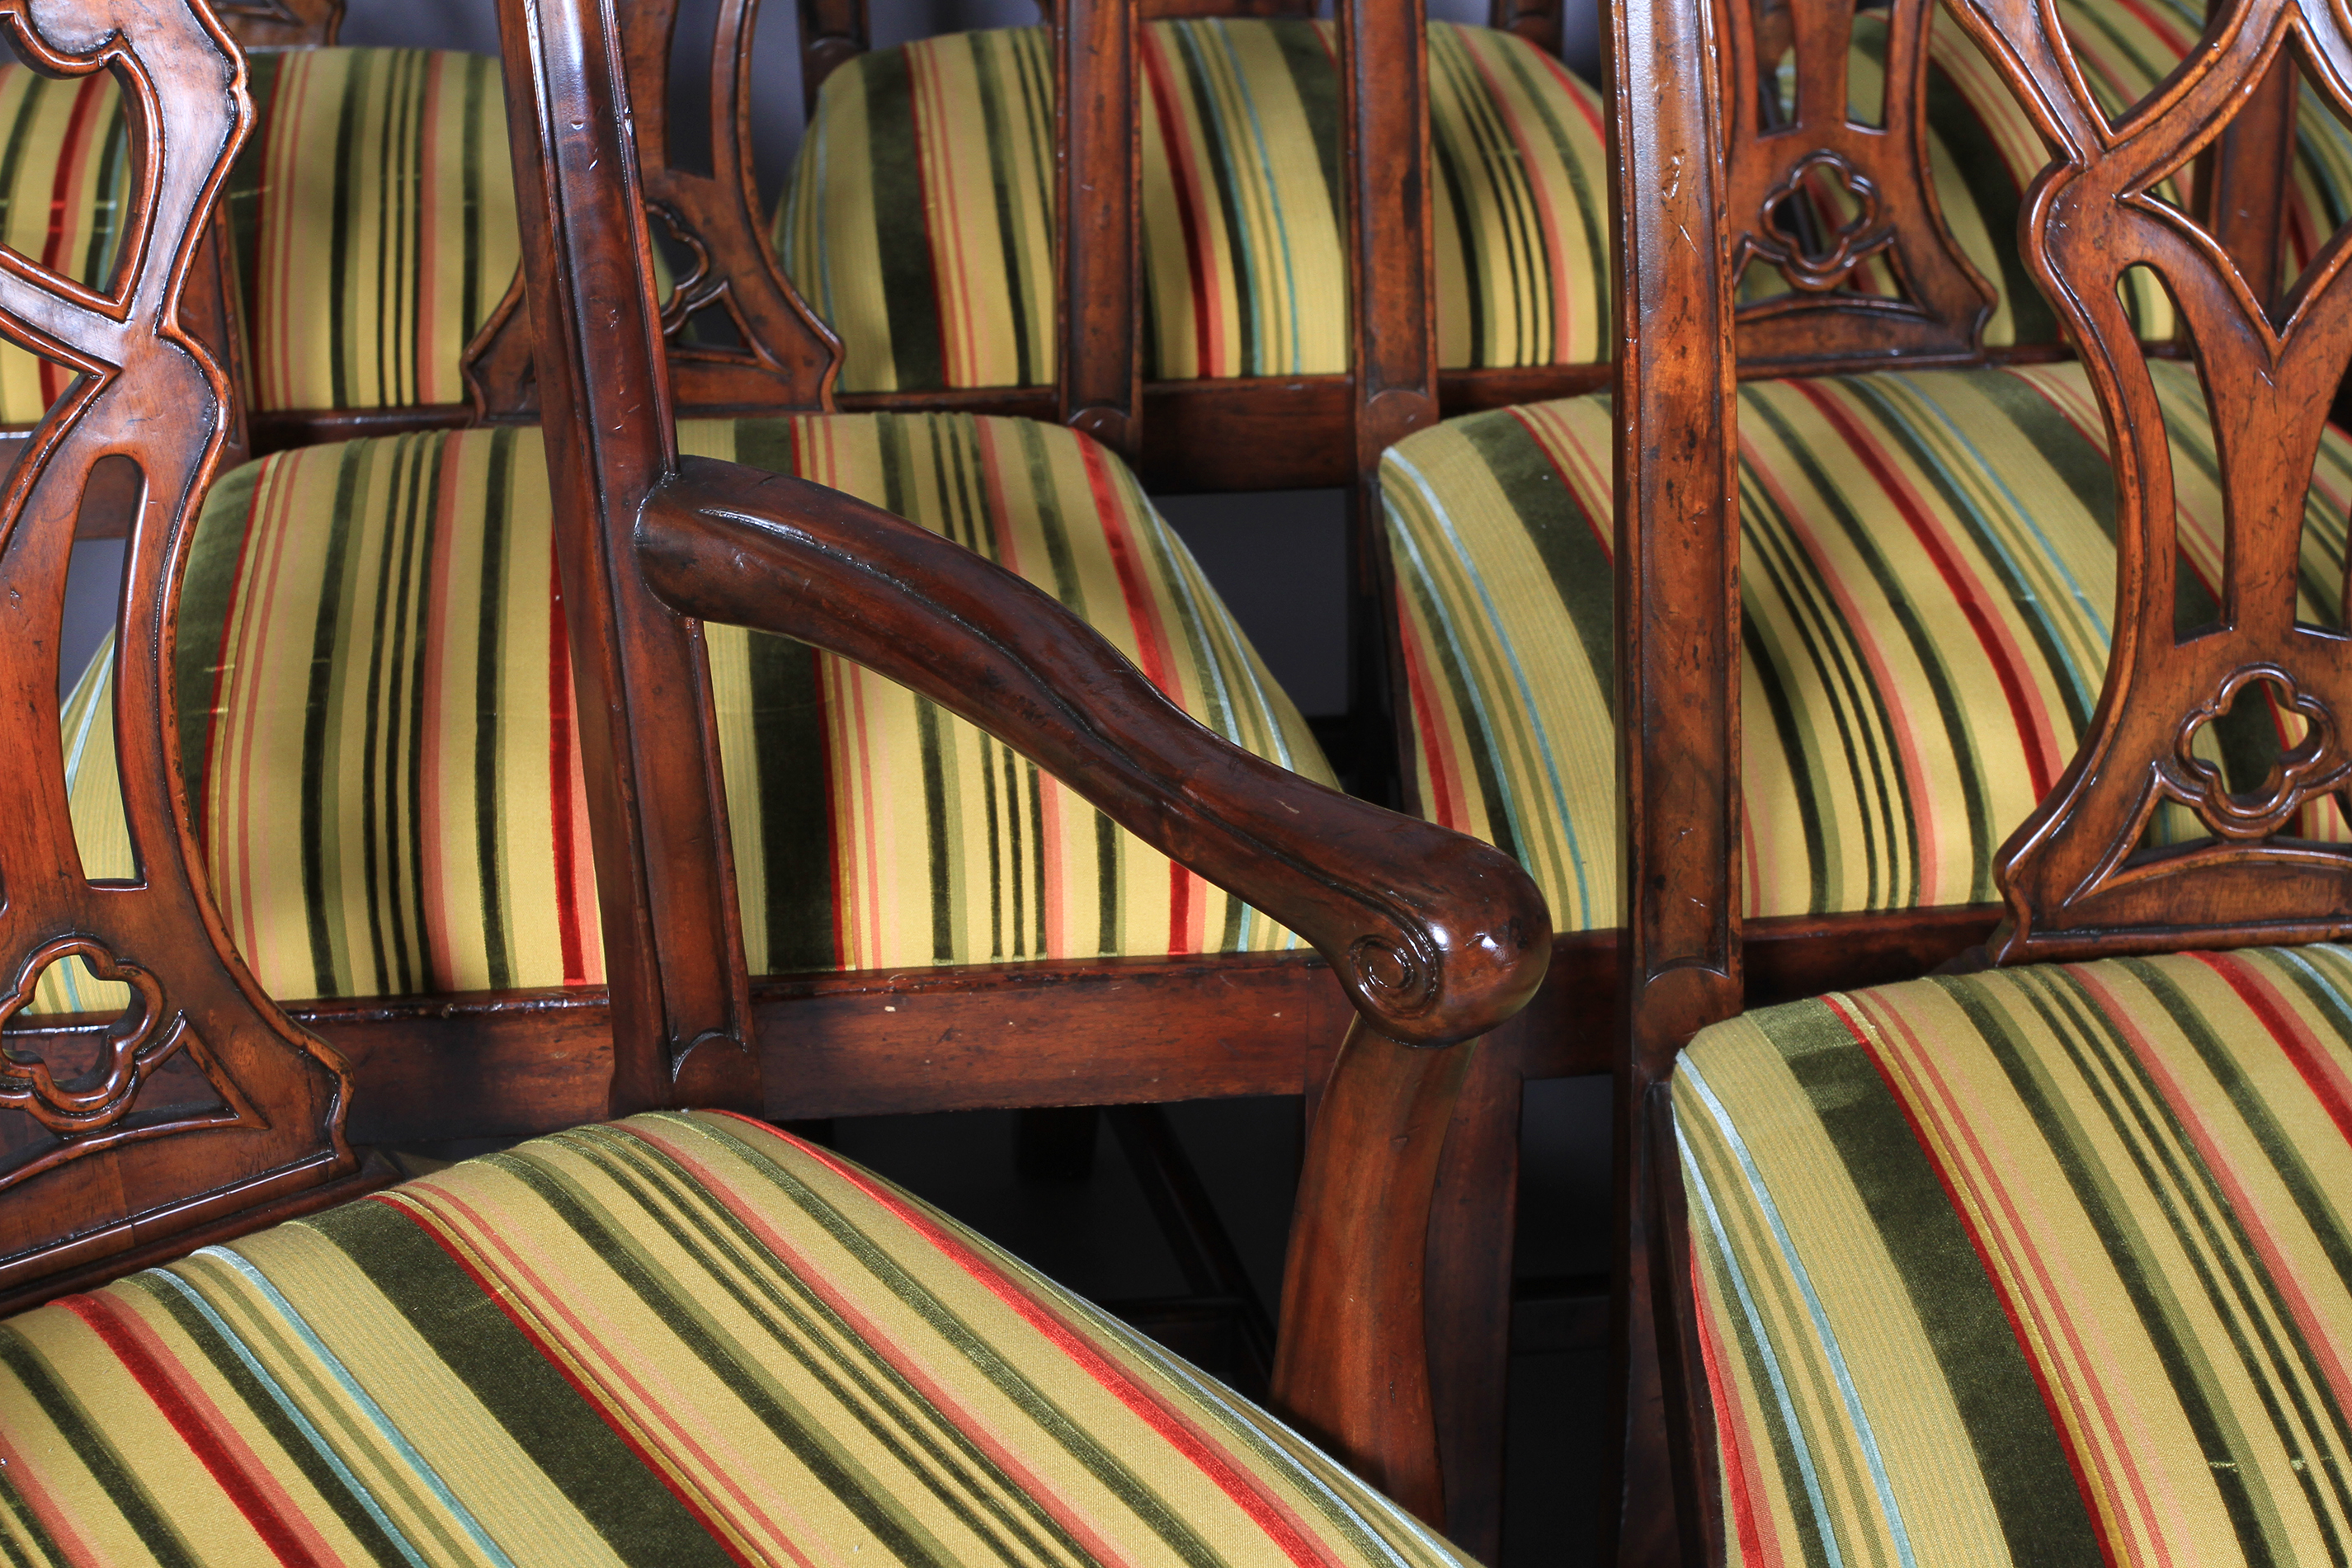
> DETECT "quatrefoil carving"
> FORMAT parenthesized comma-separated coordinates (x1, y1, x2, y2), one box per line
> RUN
(1748, 152, 1893, 293)
(0, 937, 180, 1137)
(2165, 666, 2350, 841)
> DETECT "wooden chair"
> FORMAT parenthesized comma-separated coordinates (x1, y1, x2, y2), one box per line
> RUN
(0, 0, 1551, 1548)
(1360, 0, 2352, 1553)
(1599, 0, 2352, 1558)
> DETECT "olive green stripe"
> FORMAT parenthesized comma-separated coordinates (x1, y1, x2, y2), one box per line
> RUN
(0, 1326, 199, 1567)
(559, 1126, 1094, 1566)
(307, 1198, 739, 1564)
(668, 1115, 1242, 1568)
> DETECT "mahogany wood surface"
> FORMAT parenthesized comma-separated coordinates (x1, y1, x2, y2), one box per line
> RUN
(0, 0, 358, 1311)
(1056, 0, 1143, 459)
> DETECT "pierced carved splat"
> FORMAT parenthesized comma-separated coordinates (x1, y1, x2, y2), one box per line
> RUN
(464, 0, 842, 419)
(0, 0, 357, 1306)
(1937, 0, 2352, 958)
(1723, 0, 1994, 366)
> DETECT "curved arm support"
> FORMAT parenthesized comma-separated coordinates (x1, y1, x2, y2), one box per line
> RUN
(636, 455, 1553, 1049)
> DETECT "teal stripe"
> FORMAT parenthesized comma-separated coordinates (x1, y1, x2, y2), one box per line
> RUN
(192, 1246, 520, 1568)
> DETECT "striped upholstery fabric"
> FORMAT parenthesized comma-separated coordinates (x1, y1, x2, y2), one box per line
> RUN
(229, 49, 519, 412)
(41, 413, 1324, 1012)
(0, 49, 516, 426)
(0, 1110, 1469, 1566)
(1676, 944, 2352, 1567)
(1383, 360, 2352, 934)
(778, 20, 1611, 392)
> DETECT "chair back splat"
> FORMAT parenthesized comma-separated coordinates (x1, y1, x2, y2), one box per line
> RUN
(0, 0, 365, 1313)
(494, 0, 1552, 1509)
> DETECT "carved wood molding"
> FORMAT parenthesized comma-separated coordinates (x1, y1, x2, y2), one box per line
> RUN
(209, 0, 338, 48)
(0, 0, 354, 1288)
(1940, 0, 2352, 959)
(1722, 0, 1995, 367)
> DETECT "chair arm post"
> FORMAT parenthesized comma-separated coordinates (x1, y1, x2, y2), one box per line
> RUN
(1270, 1019, 1473, 1528)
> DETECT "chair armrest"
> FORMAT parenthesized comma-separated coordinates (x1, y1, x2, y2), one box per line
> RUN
(637, 454, 1552, 1048)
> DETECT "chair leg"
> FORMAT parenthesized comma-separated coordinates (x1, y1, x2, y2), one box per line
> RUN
(1425, 1017, 1525, 1565)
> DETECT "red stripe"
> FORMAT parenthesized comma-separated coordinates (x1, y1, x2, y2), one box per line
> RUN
(2189, 949, 2352, 1147)
(727, 1114, 1346, 1567)
(1826, 994, 2125, 1566)
(1788, 380, 2057, 799)
(546, 549, 588, 983)
(38, 76, 107, 410)
(1690, 1258, 1776, 1568)
(363, 1194, 762, 1566)
(1141, 31, 1219, 376)
(57, 1295, 328, 1568)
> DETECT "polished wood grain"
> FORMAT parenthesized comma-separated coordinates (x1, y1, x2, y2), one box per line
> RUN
(0, 0, 357, 1311)
(1057, 0, 1143, 459)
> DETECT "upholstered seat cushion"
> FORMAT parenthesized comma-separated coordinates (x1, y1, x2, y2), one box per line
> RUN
(778, 20, 1611, 391)
(1675, 944, 2352, 1566)
(0, 47, 516, 424)
(45, 413, 1325, 1013)
(1383, 360, 2352, 934)
(0, 1110, 1467, 1565)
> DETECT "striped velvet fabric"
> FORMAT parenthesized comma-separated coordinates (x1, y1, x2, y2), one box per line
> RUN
(0, 49, 516, 426)
(229, 49, 519, 413)
(1676, 944, 2352, 1567)
(41, 414, 1324, 1012)
(0, 1110, 1469, 1566)
(777, 20, 1611, 392)
(1383, 360, 2352, 935)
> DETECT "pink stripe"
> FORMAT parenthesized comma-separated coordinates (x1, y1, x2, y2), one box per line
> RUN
(760, 1116, 1347, 1568)
(1835, 990, 2153, 1566)
(1691, 1257, 1784, 1568)
(1142, 26, 1226, 375)
(223, 454, 309, 988)
(374, 1187, 805, 1565)
(910, 48, 983, 387)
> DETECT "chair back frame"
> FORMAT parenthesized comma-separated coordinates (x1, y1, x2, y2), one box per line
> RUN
(0, 0, 360, 1312)
(1613, 0, 2352, 1551)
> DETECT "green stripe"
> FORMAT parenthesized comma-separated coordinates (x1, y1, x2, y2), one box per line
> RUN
(122, 1274, 417, 1567)
(669, 1115, 1242, 1568)
(569, 1128, 1092, 1565)
(0, 1326, 199, 1567)
(473, 429, 514, 988)
(307, 1198, 739, 1564)
(863, 49, 947, 391)
(1768, 999, 2109, 1565)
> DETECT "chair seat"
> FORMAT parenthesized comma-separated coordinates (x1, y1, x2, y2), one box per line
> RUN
(1675, 944, 2352, 1566)
(777, 20, 1611, 391)
(1382, 360, 2352, 934)
(44, 413, 1326, 1014)
(0, 1111, 1467, 1565)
